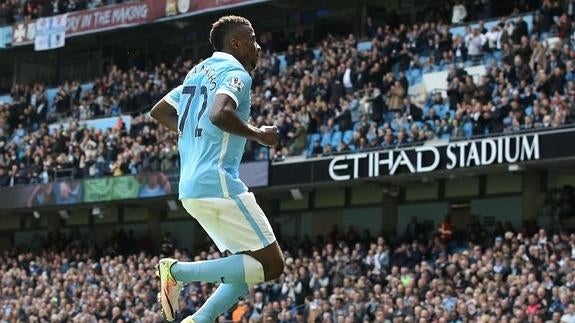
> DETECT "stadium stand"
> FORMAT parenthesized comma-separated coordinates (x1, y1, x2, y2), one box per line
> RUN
(1, 1, 575, 323)
(2, 8, 574, 186)
(1, 220, 575, 322)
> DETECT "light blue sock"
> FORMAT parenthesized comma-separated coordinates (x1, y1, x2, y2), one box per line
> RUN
(171, 254, 265, 284)
(191, 283, 249, 323)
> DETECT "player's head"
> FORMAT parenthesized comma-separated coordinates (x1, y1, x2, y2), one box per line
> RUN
(209, 15, 260, 71)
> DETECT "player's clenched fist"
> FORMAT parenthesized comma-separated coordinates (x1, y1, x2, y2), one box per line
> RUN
(257, 126, 279, 147)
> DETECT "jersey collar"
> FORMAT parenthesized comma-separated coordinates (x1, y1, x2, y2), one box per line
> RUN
(212, 52, 245, 70)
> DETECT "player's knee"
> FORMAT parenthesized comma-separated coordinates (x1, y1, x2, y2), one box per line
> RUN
(264, 254, 284, 280)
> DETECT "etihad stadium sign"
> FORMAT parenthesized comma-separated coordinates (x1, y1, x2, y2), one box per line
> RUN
(270, 128, 575, 186)
(328, 134, 539, 180)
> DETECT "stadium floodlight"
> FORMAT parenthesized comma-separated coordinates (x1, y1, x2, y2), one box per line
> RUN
(167, 200, 179, 211)
(58, 210, 70, 219)
(508, 164, 522, 172)
(290, 188, 304, 200)
(91, 207, 102, 216)
(33, 211, 40, 219)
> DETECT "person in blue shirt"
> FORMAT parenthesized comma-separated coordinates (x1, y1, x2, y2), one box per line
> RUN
(149, 15, 284, 323)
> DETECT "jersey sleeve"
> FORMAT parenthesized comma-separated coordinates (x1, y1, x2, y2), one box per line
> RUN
(163, 85, 183, 110)
(215, 70, 252, 108)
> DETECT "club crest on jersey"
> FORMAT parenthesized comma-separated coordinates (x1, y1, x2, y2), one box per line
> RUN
(229, 77, 245, 92)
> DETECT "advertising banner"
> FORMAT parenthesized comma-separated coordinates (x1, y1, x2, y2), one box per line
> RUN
(83, 176, 141, 202)
(0, 161, 268, 210)
(270, 129, 575, 187)
(11, 0, 164, 46)
(66, 0, 163, 36)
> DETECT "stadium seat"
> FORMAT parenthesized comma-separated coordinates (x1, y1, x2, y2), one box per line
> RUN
(0, 94, 12, 104)
(309, 133, 321, 147)
(277, 54, 287, 71)
(331, 131, 343, 148)
(463, 122, 473, 138)
(422, 106, 430, 116)
(357, 41, 372, 52)
(343, 130, 354, 144)
(320, 132, 332, 147)
(492, 50, 503, 61)
(313, 49, 321, 60)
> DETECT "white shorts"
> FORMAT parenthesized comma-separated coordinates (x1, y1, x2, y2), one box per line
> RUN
(181, 192, 276, 254)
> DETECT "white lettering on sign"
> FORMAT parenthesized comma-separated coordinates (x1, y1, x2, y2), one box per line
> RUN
(327, 134, 541, 181)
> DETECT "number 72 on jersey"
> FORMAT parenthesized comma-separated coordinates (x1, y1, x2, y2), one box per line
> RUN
(179, 85, 208, 137)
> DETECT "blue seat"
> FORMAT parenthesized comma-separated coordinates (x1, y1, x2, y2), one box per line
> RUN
(357, 41, 372, 52)
(422, 106, 430, 116)
(277, 54, 287, 71)
(437, 105, 449, 119)
(320, 132, 332, 147)
(306, 147, 314, 158)
(463, 122, 473, 138)
(309, 133, 320, 148)
(493, 50, 503, 61)
(313, 49, 321, 60)
(343, 130, 354, 144)
(441, 133, 451, 140)
(331, 131, 343, 148)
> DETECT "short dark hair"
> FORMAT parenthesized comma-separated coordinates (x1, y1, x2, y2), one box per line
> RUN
(209, 15, 252, 51)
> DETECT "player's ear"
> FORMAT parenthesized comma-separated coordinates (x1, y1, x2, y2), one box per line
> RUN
(230, 38, 240, 50)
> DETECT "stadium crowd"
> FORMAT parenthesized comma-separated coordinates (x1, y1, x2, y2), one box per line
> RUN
(1, 1, 575, 185)
(1, 219, 575, 322)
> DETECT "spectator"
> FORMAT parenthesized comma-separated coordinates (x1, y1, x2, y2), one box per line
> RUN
(387, 81, 406, 111)
(438, 215, 453, 242)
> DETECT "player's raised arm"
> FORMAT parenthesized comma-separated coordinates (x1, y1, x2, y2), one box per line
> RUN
(150, 85, 182, 133)
(210, 91, 278, 147)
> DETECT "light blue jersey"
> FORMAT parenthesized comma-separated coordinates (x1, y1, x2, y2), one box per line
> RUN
(163, 52, 252, 199)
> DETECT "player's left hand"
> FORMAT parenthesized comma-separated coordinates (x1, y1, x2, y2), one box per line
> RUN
(257, 125, 279, 147)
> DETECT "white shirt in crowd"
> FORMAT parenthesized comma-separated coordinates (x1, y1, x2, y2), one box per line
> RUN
(467, 33, 486, 56)
(486, 29, 502, 50)
(343, 68, 353, 89)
